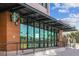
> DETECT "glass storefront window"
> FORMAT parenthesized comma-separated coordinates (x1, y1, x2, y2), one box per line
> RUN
(35, 27, 39, 48)
(40, 29, 43, 47)
(28, 26, 34, 48)
(48, 31, 51, 47)
(20, 24, 27, 49)
(54, 32, 57, 46)
(20, 20, 57, 49)
(52, 31, 54, 47)
(45, 30, 47, 47)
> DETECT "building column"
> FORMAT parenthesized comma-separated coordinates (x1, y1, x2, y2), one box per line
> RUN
(0, 11, 21, 56)
(57, 30, 64, 47)
(0, 11, 7, 55)
(6, 11, 20, 51)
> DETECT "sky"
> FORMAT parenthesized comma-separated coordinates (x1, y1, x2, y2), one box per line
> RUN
(50, 3, 79, 30)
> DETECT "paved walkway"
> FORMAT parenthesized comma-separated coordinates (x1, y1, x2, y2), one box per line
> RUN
(24, 47, 79, 56)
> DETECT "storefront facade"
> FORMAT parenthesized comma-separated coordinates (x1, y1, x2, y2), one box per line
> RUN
(0, 3, 76, 55)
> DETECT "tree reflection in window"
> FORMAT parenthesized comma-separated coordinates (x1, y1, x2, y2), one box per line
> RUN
(28, 26, 34, 48)
(35, 27, 39, 48)
(20, 24, 27, 49)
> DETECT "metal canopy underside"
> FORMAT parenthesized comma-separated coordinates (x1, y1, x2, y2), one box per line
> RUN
(0, 3, 76, 31)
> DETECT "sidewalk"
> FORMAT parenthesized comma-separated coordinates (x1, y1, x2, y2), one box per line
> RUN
(24, 47, 79, 56)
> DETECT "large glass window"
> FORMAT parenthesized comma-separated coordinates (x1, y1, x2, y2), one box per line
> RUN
(51, 31, 54, 47)
(54, 31, 57, 46)
(45, 30, 47, 47)
(35, 27, 39, 48)
(20, 24, 27, 49)
(40, 29, 44, 47)
(20, 19, 57, 49)
(48, 31, 51, 47)
(28, 25, 34, 48)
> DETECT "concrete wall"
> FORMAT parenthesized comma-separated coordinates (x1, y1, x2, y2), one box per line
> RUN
(26, 3, 49, 15)
(57, 30, 64, 47)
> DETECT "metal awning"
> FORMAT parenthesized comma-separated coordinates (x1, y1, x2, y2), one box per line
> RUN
(19, 3, 77, 31)
(0, 3, 77, 31)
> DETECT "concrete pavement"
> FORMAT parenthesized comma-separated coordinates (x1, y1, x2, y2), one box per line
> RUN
(24, 47, 79, 56)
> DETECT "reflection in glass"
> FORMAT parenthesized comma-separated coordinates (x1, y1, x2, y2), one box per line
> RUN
(20, 21, 57, 49)
(35, 27, 39, 48)
(52, 31, 54, 47)
(20, 24, 27, 49)
(45, 30, 47, 47)
(28, 26, 34, 48)
(40, 29, 43, 47)
(48, 31, 51, 47)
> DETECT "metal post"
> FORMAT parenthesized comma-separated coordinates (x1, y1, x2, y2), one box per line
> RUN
(47, 26, 49, 47)
(54, 29, 57, 46)
(33, 21, 35, 54)
(43, 24, 45, 48)
(39, 21, 40, 48)
(55, 31, 57, 46)
(51, 26, 52, 47)
(27, 16, 29, 49)
(54, 29, 55, 46)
